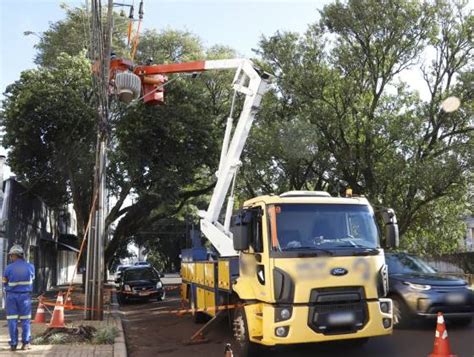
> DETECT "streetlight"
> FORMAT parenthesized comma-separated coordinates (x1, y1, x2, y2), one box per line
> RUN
(440, 96, 461, 113)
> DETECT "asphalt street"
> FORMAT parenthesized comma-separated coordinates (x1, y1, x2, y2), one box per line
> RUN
(119, 286, 474, 357)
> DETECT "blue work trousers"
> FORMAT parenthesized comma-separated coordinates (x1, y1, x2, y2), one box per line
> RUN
(6, 292, 32, 346)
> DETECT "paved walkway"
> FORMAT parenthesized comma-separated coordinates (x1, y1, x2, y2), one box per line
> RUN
(0, 285, 117, 356)
(0, 317, 115, 357)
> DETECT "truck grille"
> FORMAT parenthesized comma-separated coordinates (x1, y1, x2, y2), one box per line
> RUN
(308, 287, 368, 335)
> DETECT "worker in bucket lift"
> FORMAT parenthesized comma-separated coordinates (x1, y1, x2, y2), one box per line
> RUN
(2, 244, 35, 351)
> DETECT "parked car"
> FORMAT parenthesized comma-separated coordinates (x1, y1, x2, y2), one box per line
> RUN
(386, 253, 474, 327)
(134, 261, 151, 267)
(115, 264, 132, 279)
(116, 266, 165, 303)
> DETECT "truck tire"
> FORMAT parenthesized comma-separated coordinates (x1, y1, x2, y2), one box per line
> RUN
(232, 305, 260, 357)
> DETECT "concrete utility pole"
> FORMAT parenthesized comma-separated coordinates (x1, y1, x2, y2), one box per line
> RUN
(85, 0, 114, 320)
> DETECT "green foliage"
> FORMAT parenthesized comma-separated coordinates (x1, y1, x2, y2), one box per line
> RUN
(93, 326, 118, 344)
(402, 191, 469, 255)
(105, 42, 237, 264)
(1, 52, 96, 231)
(135, 29, 204, 63)
(249, 0, 473, 255)
(48, 333, 68, 345)
(35, 4, 129, 67)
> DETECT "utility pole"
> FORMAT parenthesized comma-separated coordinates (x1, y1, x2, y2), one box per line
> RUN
(85, 0, 114, 320)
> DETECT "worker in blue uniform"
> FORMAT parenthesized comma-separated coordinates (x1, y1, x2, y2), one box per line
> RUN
(2, 245, 35, 351)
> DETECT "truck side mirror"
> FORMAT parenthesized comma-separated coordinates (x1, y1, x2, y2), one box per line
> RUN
(231, 210, 253, 251)
(381, 208, 399, 249)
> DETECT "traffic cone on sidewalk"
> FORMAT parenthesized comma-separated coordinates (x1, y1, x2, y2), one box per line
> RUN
(32, 296, 47, 324)
(428, 312, 458, 357)
(64, 293, 73, 310)
(48, 291, 66, 328)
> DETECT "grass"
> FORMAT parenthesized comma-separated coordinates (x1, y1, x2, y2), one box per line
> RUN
(92, 326, 118, 344)
(31, 324, 118, 345)
(31, 335, 47, 345)
(48, 333, 68, 345)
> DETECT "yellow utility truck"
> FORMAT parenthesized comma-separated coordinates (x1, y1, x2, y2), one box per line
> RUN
(179, 58, 399, 356)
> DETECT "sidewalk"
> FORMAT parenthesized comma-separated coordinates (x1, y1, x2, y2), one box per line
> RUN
(0, 284, 124, 356)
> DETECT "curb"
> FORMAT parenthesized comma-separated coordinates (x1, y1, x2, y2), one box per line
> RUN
(110, 287, 127, 357)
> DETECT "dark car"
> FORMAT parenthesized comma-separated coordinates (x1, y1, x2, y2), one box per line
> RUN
(386, 253, 474, 327)
(115, 264, 132, 279)
(134, 261, 151, 267)
(116, 266, 165, 303)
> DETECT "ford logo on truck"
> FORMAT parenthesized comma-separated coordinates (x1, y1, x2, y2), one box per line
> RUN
(331, 268, 348, 276)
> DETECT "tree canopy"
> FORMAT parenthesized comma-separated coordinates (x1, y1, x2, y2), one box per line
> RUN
(246, 0, 473, 255)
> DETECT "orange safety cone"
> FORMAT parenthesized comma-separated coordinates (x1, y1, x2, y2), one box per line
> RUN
(64, 293, 73, 310)
(428, 312, 458, 357)
(32, 296, 47, 324)
(48, 291, 66, 328)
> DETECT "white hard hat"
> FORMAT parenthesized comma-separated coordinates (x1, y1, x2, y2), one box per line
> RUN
(8, 244, 24, 256)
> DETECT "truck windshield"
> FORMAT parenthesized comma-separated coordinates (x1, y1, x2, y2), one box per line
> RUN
(270, 204, 379, 252)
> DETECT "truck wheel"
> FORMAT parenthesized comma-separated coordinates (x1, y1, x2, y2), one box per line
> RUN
(391, 295, 409, 328)
(191, 299, 207, 323)
(232, 306, 260, 357)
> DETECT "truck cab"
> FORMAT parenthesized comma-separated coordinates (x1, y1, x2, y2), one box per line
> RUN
(229, 190, 396, 351)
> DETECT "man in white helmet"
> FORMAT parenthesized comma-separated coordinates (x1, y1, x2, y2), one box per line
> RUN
(2, 244, 35, 351)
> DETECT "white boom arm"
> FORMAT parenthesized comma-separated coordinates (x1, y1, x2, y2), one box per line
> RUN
(198, 59, 270, 256)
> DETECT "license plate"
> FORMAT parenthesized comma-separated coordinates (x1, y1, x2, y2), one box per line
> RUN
(139, 292, 149, 296)
(446, 293, 465, 304)
(328, 312, 355, 325)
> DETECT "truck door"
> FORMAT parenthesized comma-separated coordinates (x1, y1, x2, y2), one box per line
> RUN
(239, 206, 271, 301)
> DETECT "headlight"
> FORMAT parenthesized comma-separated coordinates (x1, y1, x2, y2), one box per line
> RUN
(465, 285, 474, 291)
(404, 282, 431, 291)
(380, 301, 391, 313)
(275, 306, 293, 322)
(124, 284, 132, 291)
(156, 281, 163, 289)
(377, 264, 389, 297)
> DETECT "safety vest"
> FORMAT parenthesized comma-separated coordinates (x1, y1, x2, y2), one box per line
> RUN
(2, 259, 35, 293)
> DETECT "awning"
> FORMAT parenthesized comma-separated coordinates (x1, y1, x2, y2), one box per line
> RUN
(58, 234, 80, 253)
(57, 241, 80, 253)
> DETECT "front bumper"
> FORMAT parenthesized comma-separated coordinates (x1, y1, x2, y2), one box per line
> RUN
(120, 288, 164, 299)
(404, 289, 474, 318)
(249, 299, 393, 346)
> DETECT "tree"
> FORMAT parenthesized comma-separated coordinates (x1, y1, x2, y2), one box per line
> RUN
(1, 52, 96, 235)
(248, 0, 473, 255)
(2, 5, 239, 266)
(34, 4, 129, 67)
(104, 41, 239, 266)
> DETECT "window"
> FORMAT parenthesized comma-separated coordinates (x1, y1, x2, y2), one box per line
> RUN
(250, 208, 263, 253)
(268, 204, 379, 251)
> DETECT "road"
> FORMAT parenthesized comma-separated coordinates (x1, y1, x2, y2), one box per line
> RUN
(119, 286, 474, 357)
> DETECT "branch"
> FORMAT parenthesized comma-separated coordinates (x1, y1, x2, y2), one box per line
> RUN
(105, 183, 132, 228)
